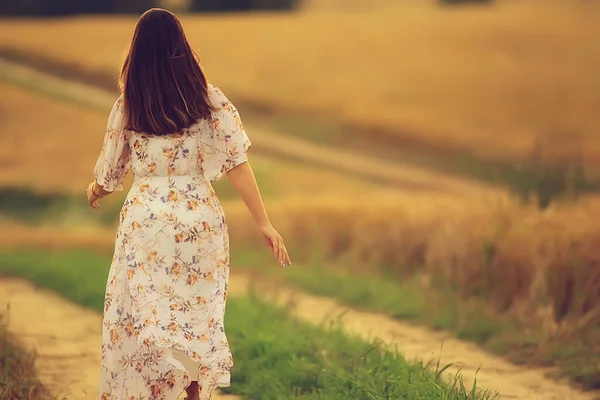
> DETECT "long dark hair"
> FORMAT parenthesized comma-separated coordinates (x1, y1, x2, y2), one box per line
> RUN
(119, 8, 214, 136)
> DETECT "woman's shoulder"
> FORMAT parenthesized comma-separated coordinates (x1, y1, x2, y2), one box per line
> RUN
(110, 94, 125, 114)
(207, 83, 229, 106)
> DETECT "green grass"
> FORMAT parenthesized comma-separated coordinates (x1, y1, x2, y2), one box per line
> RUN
(243, 254, 512, 346)
(0, 248, 111, 310)
(231, 249, 600, 391)
(223, 294, 494, 400)
(0, 316, 52, 400)
(0, 248, 496, 399)
(0, 186, 124, 226)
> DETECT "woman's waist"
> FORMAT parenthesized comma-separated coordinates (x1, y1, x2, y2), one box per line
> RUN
(127, 174, 219, 201)
(121, 177, 225, 226)
(132, 174, 210, 187)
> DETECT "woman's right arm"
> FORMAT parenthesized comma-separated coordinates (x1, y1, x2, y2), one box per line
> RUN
(205, 84, 290, 268)
(227, 161, 291, 268)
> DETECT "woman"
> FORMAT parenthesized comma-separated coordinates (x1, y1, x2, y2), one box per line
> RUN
(86, 8, 291, 400)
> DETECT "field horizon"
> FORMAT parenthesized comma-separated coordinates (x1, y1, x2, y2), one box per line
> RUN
(1, 0, 599, 182)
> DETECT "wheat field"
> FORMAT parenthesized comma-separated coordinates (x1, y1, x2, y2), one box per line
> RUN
(1, 74, 599, 389)
(1, 0, 598, 325)
(1, 1, 599, 168)
(0, 82, 376, 195)
(221, 189, 600, 340)
(2, 185, 598, 345)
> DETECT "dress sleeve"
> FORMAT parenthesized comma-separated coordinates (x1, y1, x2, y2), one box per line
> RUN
(200, 85, 251, 182)
(93, 96, 131, 192)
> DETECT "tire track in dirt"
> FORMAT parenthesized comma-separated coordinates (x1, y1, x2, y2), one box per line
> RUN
(0, 57, 503, 197)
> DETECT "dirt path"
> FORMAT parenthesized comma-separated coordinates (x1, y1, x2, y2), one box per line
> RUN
(0, 57, 503, 197)
(0, 277, 238, 400)
(0, 261, 594, 400)
(0, 277, 102, 399)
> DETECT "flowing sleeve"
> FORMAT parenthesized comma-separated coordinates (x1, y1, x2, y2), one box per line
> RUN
(200, 84, 251, 182)
(93, 96, 131, 192)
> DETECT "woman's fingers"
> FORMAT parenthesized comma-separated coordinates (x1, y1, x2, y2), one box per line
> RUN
(271, 236, 284, 266)
(262, 229, 290, 268)
(86, 182, 102, 209)
(274, 237, 280, 259)
(278, 240, 290, 267)
(283, 244, 291, 266)
(278, 239, 285, 265)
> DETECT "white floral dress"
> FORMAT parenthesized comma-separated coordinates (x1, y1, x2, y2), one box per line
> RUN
(95, 85, 251, 400)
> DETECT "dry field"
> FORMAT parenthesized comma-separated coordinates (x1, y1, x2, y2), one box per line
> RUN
(1, 2, 599, 386)
(0, 1, 599, 169)
(0, 75, 597, 382)
(222, 190, 600, 357)
(3, 182, 598, 342)
(2, 185, 599, 371)
(0, 82, 376, 196)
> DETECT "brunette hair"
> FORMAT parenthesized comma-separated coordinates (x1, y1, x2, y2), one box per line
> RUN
(119, 8, 213, 135)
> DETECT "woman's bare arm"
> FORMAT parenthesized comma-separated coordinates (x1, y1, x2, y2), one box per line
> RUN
(226, 162, 270, 227)
(226, 161, 291, 267)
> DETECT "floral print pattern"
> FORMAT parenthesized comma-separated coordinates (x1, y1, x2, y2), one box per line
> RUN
(95, 85, 250, 400)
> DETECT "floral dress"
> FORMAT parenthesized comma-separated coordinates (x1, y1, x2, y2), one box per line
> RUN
(95, 84, 251, 400)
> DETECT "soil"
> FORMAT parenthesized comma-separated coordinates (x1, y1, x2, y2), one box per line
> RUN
(0, 277, 238, 400)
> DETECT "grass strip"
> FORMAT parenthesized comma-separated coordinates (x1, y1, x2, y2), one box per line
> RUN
(0, 248, 495, 399)
(234, 251, 600, 391)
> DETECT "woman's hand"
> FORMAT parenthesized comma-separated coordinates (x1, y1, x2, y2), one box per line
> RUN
(259, 223, 291, 268)
(86, 181, 104, 209)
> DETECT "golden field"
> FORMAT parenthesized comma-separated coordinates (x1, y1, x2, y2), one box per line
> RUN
(1, 1, 600, 170)
(0, 82, 377, 196)
(1, 2, 599, 388)
(2, 186, 599, 385)
(2, 184, 598, 336)
(223, 191, 600, 375)
(1, 5, 598, 339)
(1, 83, 598, 387)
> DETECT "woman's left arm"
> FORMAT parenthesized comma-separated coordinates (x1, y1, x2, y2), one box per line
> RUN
(86, 181, 113, 209)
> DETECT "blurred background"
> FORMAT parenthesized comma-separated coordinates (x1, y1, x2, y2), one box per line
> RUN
(0, 0, 600, 396)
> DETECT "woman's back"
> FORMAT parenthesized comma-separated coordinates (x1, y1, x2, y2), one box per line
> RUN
(89, 8, 288, 400)
(95, 84, 251, 400)
(95, 84, 250, 191)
